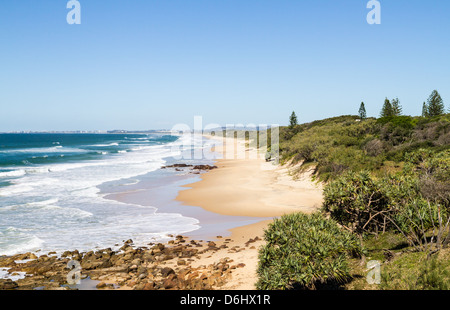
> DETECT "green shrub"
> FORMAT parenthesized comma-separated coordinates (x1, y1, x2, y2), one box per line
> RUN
(256, 212, 363, 290)
(393, 198, 447, 249)
(322, 171, 392, 235)
(377, 115, 418, 130)
(404, 148, 450, 207)
(322, 155, 449, 251)
(279, 114, 448, 182)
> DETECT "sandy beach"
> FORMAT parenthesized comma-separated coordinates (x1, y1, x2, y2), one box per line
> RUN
(0, 135, 324, 291)
(175, 135, 324, 289)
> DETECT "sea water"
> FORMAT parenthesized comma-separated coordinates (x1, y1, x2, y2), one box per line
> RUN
(0, 132, 207, 256)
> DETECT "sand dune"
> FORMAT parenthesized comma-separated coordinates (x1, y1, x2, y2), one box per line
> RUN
(176, 135, 324, 289)
(177, 135, 323, 218)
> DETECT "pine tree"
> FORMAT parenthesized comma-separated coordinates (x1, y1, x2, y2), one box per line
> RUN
(422, 102, 429, 117)
(358, 102, 367, 120)
(289, 111, 298, 129)
(391, 98, 402, 116)
(427, 90, 445, 117)
(380, 98, 393, 118)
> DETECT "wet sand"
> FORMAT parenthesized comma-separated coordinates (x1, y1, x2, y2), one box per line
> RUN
(173, 135, 324, 289)
(107, 134, 324, 289)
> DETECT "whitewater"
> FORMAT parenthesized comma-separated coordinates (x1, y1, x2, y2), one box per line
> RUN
(0, 132, 205, 256)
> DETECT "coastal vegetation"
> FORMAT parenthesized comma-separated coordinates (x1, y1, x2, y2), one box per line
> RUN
(278, 112, 449, 182)
(256, 213, 363, 290)
(257, 91, 450, 290)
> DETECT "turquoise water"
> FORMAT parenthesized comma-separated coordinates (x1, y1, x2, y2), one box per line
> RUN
(0, 133, 202, 256)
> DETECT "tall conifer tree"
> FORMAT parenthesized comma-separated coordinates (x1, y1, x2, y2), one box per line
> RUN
(289, 111, 298, 129)
(427, 90, 445, 117)
(380, 98, 393, 118)
(391, 98, 402, 116)
(359, 102, 367, 120)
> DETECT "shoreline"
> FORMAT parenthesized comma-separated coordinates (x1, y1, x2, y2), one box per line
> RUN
(0, 135, 324, 290)
(174, 134, 324, 289)
(101, 160, 267, 243)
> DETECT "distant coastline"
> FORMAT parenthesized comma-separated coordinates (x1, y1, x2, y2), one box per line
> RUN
(0, 130, 173, 134)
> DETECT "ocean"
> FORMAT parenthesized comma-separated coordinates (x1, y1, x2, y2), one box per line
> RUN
(0, 132, 213, 256)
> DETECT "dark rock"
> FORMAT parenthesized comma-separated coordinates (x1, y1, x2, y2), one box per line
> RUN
(3, 235, 241, 291)
(61, 251, 72, 258)
(130, 258, 141, 266)
(161, 164, 217, 171)
(193, 165, 217, 170)
(96, 282, 107, 289)
(162, 164, 193, 169)
(0, 279, 18, 290)
(137, 266, 147, 275)
(155, 243, 165, 251)
(143, 281, 155, 290)
(162, 274, 178, 289)
(160, 267, 175, 278)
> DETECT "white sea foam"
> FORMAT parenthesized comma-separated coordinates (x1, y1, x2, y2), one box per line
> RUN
(0, 146, 85, 154)
(41, 205, 94, 218)
(0, 184, 34, 196)
(0, 135, 203, 255)
(119, 179, 140, 186)
(0, 170, 26, 178)
(0, 268, 27, 281)
(89, 142, 119, 147)
(28, 198, 59, 207)
(127, 137, 150, 140)
(1, 198, 58, 211)
(0, 235, 45, 256)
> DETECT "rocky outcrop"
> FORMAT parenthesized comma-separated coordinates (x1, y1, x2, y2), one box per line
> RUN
(192, 165, 218, 171)
(0, 235, 249, 290)
(161, 164, 217, 173)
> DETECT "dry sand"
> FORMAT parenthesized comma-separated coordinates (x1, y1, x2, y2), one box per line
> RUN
(175, 135, 324, 289)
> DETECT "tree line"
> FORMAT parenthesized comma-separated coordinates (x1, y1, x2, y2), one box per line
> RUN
(357, 89, 446, 121)
(289, 90, 446, 128)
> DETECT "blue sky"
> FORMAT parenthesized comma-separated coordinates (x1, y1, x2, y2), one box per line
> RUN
(0, 0, 449, 131)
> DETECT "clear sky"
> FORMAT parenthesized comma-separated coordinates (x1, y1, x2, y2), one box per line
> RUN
(1, 0, 449, 131)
